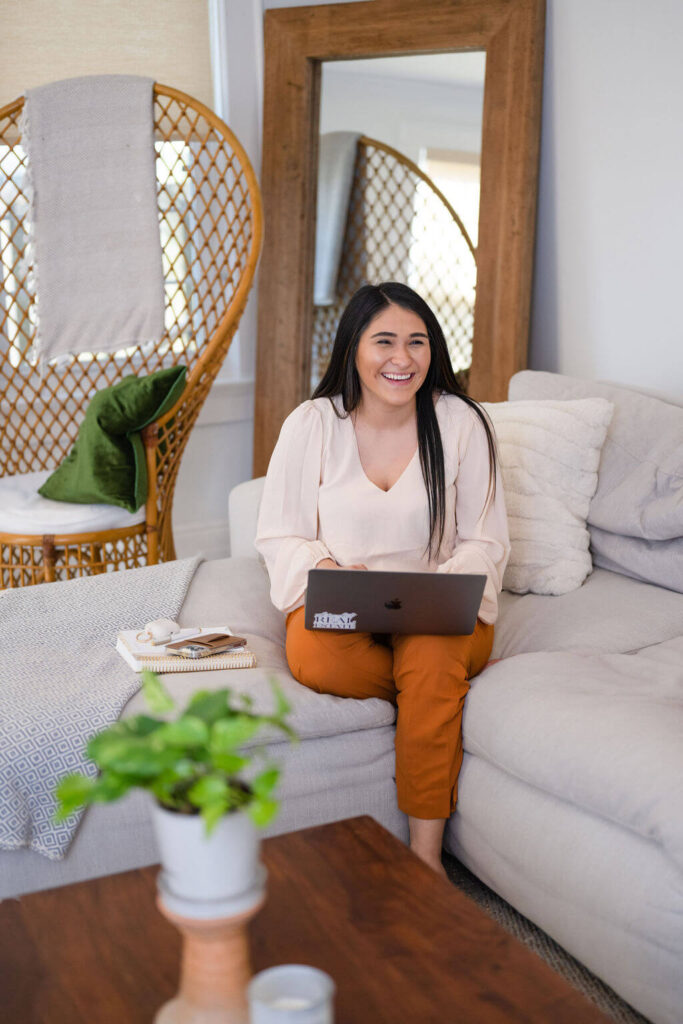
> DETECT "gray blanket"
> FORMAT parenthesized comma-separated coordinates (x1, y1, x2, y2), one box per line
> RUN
(0, 558, 200, 860)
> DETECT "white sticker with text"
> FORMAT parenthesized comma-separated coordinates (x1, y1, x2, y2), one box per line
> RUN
(313, 611, 357, 630)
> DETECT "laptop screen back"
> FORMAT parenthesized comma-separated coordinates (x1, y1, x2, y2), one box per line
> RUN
(304, 569, 486, 636)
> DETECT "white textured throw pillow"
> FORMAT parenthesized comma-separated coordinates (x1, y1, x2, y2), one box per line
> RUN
(482, 398, 614, 595)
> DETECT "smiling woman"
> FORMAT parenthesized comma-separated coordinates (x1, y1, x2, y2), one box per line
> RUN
(254, 281, 511, 879)
(355, 305, 431, 408)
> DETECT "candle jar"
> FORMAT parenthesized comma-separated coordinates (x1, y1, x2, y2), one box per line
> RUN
(248, 964, 335, 1023)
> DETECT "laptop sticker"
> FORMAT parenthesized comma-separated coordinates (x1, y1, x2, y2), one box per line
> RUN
(313, 611, 358, 630)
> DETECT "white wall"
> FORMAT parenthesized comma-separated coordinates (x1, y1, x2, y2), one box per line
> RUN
(173, 381, 254, 560)
(173, 0, 264, 559)
(530, 0, 683, 398)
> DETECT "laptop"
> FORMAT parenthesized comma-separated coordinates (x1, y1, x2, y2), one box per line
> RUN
(304, 569, 486, 636)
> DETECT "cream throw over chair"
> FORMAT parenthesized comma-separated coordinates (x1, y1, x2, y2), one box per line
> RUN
(0, 84, 262, 587)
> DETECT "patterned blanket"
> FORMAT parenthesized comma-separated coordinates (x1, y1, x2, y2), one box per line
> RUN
(0, 558, 200, 860)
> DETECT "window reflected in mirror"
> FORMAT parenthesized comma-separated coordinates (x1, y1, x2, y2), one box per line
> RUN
(312, 52, 485, 392)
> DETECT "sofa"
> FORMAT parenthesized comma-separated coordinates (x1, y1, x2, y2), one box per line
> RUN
(1, 370, 681, 1024)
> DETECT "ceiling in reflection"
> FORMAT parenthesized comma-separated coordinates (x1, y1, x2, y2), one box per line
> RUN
(325, 52, 486, 87)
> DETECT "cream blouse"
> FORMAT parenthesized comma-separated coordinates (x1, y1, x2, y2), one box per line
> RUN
(255, 393, 510, 623)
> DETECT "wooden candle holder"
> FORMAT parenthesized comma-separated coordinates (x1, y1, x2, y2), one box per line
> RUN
(154, 894, 265, 1024)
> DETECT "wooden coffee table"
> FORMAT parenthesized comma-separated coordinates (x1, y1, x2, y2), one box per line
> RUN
(0, 816, 610, 1023)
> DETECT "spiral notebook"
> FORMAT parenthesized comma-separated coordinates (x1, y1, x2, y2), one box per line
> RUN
(116, 626, 256, 673)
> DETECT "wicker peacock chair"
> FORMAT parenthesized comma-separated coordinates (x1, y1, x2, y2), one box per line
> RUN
(0, 84, 262, 588)
(312, 136, 476, 392)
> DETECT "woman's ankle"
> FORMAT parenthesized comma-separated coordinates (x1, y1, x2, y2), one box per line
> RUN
(408, 815, 447, 870)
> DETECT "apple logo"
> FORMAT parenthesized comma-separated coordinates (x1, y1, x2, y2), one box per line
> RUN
(384, 598, 402, 610)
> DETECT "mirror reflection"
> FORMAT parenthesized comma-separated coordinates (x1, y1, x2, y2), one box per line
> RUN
(312, 52, 486, 392)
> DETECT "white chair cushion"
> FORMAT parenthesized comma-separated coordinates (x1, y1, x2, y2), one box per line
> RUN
(0, 470, 146, 535)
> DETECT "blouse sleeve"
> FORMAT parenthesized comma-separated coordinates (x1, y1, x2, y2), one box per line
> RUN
(436, 407, 511, 624)
(254, 402, 333, 615)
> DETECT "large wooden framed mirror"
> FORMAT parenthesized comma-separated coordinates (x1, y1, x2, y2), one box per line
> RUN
(254, 0, 545, 474)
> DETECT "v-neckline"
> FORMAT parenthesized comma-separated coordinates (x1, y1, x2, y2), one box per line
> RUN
(349, 416, 419, 495)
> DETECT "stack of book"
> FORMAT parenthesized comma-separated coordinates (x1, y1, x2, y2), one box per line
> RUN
(116, 626, 256, 673)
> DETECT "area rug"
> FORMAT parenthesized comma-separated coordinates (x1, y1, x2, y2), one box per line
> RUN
(442, 852, 651, 1024)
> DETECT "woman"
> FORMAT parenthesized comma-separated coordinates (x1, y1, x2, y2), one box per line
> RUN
(255, 282, 510, 878)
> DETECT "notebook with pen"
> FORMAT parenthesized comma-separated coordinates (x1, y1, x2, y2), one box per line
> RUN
(305, 569, 486, 636)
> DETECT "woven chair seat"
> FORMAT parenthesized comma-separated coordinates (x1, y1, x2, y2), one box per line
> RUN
(0, 471, 146, 536)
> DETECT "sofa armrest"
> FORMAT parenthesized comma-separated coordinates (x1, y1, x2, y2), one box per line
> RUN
(228, 477, 266, 559)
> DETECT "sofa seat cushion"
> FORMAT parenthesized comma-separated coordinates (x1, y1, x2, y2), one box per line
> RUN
(463, 637, 683, 872)
(179, 556, 286, 647)
(121, 631, 396, 743)
(493, 567, 683, 658)
(122, 560, 396, 743)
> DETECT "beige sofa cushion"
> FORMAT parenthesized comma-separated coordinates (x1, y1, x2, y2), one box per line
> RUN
(181, 556, 285, 647)
(483, 398, 613, 595)
(509, 371, 683, 592)
(464, 636, 683, 873)
(493, 567, 683, 659)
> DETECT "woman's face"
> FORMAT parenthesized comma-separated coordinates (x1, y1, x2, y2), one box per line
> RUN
(354, 303, 431, 412)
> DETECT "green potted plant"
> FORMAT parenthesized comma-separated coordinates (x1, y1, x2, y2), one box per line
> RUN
(55, 671, 295, 912)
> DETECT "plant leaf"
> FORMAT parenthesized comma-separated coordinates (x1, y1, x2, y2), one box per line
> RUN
(263, 718, 298, 742)
(210, 715, 261, 753)
(95, 738, 176, 777)
(142, 671, 175, 714)
(211, 752, 248, 774)
(54, 773, 97, 820)
(86, 722, 128, 761)
(155, 715, 209, 749)
(186, 689, 231, 724)
(252, 767, 280, 799)
(88, 772, 132, 803)
(187, 773, 230, 808)
(149, 759, 200, 801)
(121, 715, 164, 738)
(201, 800, 228, 836)
(248, 796, 279, 827)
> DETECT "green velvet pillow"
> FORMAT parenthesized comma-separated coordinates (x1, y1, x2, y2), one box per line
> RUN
(39, 366, 187, 513)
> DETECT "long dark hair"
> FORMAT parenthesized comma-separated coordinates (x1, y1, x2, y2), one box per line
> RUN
(312, 282, 497, 559)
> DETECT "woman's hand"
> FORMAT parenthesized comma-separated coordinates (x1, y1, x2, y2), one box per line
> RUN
(315, 558, 368, 571)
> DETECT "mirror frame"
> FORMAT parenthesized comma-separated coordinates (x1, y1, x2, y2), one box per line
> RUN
(254, 0, 545, 474)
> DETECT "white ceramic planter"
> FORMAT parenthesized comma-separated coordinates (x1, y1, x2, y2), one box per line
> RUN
(151, 802, 266, 919)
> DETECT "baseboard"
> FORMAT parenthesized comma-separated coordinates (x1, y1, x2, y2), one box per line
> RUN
(173, 518, 231, 562)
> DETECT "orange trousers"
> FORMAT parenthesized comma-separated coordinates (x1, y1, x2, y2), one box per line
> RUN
(285, 607, 494, 820)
